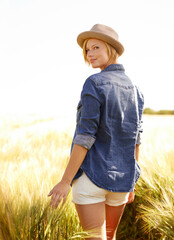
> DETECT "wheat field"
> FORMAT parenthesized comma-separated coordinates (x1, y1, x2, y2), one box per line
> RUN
(0, 114, 173, 239)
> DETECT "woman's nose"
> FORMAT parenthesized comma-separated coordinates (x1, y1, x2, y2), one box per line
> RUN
(87, 49, 93, 57)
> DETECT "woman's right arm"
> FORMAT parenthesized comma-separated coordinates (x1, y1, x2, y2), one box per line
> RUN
(48, 78, 101, 209)
(48, 144, 88, 209)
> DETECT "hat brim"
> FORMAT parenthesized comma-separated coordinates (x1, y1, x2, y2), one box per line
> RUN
(77, 31, 124, 56)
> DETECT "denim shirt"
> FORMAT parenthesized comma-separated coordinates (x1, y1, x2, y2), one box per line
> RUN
(71, 64, 144, 192)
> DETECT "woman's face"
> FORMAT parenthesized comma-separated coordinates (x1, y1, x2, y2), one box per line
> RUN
(86, 39, 111, 70)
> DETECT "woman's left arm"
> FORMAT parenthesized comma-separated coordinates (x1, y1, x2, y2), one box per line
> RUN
(127, 144, 140, 204)
(135, 144, 140, 162)
(48, 144, 88, 209)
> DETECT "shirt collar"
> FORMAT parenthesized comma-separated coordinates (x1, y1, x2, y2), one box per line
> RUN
(101, 64, 125, 72)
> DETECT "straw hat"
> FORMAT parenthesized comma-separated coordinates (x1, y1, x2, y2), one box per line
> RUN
(77, 24, 124, 56)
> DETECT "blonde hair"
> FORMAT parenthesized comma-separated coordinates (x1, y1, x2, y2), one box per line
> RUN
(83, 39, 119, 65)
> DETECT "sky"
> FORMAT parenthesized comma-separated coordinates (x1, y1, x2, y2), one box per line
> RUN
(0, 0, 174, 117)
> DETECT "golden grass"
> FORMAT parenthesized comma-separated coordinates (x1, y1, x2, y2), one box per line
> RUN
(137, 115, 174, 239)
(0, 114, 173, 239)
(0, 114, 82, 239)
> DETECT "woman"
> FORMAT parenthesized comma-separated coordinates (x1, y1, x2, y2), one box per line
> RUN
(48, 24, 144, 240)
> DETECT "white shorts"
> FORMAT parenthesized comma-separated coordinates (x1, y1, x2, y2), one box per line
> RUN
(72, 172, 129, 206)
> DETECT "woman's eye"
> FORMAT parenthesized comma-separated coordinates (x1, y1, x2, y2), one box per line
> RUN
(86, 46, 99, 54)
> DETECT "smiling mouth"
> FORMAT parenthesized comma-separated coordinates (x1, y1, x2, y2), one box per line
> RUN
(90, 59, 96, 63)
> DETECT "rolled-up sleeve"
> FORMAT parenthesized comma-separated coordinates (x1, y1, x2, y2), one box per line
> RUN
(73, 78, 101, 150)
(73, 134, 96, 150)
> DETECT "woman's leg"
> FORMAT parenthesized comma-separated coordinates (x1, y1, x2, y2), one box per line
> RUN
(105, 203, 126, 240)
(75, 202, 106, 240)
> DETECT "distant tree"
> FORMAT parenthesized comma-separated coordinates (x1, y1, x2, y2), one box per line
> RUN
(143, 108, 174, 115)
(143, 108, 156, 114)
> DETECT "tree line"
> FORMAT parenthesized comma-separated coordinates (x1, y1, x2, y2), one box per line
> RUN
(143, 108, 174, 115)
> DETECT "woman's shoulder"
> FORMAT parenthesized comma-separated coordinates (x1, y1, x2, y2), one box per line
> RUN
(85, 72, 106, 86)
(82, 74, 100, 91)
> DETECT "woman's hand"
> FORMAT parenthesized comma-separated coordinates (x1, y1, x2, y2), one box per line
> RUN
(48, 181, 70, 209)
(126, 191, 135, 204)
(48, 144, 88, 210)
